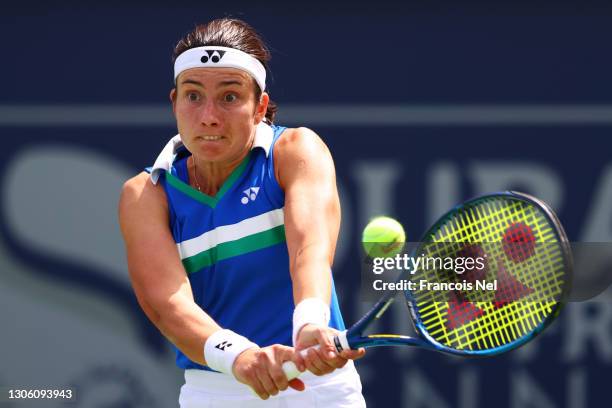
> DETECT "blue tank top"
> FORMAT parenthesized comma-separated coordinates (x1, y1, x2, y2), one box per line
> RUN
(154, 124, 346, 371)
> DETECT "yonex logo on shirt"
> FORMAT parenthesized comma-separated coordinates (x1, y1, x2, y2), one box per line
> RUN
(200, 50, 226, 64)
(215, 341, 232, 351)
(241, 187, 260, 205)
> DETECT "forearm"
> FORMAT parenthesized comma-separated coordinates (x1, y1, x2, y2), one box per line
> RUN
(291, 243, 333, 305)
(140, 293, 221, 365)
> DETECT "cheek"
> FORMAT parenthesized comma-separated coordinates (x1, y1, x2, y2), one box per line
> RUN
(174, 103, 189, 121)
(175, 104, 202, 127)
(225, 105, 254, 126)
(174, 113, 189, 134)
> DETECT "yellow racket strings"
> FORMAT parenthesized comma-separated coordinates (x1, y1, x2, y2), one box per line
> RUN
(413, 197, 566, 351)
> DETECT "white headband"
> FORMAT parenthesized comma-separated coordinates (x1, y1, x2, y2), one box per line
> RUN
(174, 46, 266, 92)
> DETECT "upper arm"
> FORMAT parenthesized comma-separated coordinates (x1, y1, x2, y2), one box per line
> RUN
(118, 172, 193, 322)
(276, 128, 341, 285)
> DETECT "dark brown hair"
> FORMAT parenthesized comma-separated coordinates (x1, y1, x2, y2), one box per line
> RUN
(173, 18, 277, 124)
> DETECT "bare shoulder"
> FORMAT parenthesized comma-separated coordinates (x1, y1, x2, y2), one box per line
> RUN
(274, 127, 335, 189)
(120, 172, 163, 206)
(275, 127, 332, 160)
(121, 172, 148, 198)
(118, 172, 167, 228)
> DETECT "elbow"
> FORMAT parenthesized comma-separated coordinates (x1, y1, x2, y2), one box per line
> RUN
(295, 241, 333, 265)
(133, 286, 186, 329)
(137, 294, 190, 346)
(133, 289, 163, 327)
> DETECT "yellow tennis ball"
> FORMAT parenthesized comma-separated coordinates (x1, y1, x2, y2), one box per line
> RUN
(362, 216, 406, 258)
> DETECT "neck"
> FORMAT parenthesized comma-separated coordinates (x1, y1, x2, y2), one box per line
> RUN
(191, 151, 249, 196)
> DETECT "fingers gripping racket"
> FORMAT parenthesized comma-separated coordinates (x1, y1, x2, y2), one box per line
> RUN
(283, 191, 572, 379)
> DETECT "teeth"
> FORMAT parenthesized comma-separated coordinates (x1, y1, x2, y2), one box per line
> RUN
(202, 136, 222, 141)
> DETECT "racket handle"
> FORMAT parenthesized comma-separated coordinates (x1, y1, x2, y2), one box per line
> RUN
(282, 344, 321, 379)
(282, 361, 301, 380)
(281, 331, 350, 380)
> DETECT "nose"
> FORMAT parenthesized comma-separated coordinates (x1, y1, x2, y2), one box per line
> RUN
(199, 98, 220, 127)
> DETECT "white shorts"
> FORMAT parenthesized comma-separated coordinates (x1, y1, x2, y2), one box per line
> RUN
(179, 361, 366, 408)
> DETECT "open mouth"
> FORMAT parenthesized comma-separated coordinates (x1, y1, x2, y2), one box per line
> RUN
(199, 135, 224, 141)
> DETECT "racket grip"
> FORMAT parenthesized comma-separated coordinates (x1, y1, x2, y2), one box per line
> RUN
(282, 331, 350, 380)
(282, 360, 301, 380)
(282, 344, 321, 380)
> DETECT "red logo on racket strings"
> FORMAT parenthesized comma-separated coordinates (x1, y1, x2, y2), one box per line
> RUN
(443, 221, 538, 331)
(503, 222, 536, 263)
(493, 259, 534, 309)
(445, 236, 535, 329)
(445, 259, 536, 330)
(445, 290, 484, 330)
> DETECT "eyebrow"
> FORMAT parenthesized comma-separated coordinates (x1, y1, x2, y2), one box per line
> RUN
(180, 79, 246, 88)
(219, 80, 246, 88)
(180, 79, 204, 87)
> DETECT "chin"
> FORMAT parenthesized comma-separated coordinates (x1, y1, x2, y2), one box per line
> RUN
(196, 147, 228, 162)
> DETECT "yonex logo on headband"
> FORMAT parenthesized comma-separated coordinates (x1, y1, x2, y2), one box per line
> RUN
(200, 49, 226, 64)
(174, 46, 266, 91)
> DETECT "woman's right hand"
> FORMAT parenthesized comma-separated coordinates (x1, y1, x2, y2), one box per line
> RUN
(232, 344, 306, 400)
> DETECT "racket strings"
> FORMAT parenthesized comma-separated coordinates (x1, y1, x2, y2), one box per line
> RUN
(411, 197, 567, 351)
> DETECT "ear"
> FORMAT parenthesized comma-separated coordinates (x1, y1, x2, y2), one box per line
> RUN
(169, 88, 177, 116)
(254, 92, 270, 124)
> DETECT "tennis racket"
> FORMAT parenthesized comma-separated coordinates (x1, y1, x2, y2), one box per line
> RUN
(283, 191, 572, 379)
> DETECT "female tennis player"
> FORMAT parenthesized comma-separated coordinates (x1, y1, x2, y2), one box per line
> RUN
(118, 18, 366, 407)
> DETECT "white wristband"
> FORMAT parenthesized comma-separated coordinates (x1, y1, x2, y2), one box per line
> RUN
(292, 297, 331, 346)
(204, 329, 258, 376)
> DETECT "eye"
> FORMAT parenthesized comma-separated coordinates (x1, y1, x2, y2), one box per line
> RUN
(223, 93, 238, 103)
(187, 92, 200, 102)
